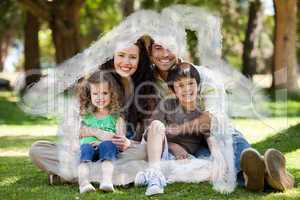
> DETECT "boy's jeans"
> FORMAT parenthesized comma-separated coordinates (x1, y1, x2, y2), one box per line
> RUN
(195, 130, 251, 186)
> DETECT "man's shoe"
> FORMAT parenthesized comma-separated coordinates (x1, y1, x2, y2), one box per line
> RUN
(264, 148, 295, 191)
(240, 148, 265, 192)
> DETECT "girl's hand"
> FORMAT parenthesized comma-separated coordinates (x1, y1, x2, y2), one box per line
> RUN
(89, 141, 99, 149)
(112, 134, 131, 152)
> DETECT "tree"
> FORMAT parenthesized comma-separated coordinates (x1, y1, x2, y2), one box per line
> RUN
(18, 0, 84, 64)
(120, 0, 135, 17)
(272, 0, 299, 91)
(242, 0, 263, 78)
(0, 0, 23, 72)
(23, 11, 41, 90)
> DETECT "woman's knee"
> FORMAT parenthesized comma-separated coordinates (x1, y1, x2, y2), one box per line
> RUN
(29, 140, 52, 161)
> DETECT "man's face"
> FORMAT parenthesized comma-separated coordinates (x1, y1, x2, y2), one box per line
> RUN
(150, 43, 177, 71)
(173, 77, 198, 105)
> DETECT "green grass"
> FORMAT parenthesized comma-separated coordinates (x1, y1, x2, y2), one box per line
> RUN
(0, 91, 300, 199)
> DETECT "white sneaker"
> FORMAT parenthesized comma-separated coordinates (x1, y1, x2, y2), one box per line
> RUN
(79, 183, 96, 193)
(134, 171, 148, 187)
(145, 185, 164, 196)
(145, 169, 166, 196)
(99, 182, 114, 192)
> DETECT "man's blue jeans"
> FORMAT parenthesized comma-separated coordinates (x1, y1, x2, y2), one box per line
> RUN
(80, 140, 118, 162)
(195, 130, 250, 186)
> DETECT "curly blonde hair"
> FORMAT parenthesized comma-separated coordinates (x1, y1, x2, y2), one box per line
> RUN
(76, 71, 121, 116)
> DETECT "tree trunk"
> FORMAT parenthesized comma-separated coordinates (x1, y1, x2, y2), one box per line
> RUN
(0, 31, 12, 72)
(121, 0, 135, 18)
(242, 0, 263, 78)
(18, 0, 83, 64)
(24, 11, 41, 88)
(50, 2, 82, 64)
(272, 0, 299, 91)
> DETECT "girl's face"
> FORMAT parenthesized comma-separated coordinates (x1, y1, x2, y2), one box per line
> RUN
(114, 45, 139, 77)
(90, 82, 111, 110)
(173, 77, 198, 105)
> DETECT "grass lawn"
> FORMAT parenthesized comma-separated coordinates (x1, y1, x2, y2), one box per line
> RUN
(0, 91, 300, 200)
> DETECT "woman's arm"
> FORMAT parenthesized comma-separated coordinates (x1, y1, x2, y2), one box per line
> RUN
(116, 116, 126, 136)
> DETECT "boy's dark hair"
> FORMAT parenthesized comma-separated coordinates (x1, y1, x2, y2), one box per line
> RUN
(167, 62, 201, 92)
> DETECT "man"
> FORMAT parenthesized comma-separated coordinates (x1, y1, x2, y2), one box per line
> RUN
(136, 37, 294, 194)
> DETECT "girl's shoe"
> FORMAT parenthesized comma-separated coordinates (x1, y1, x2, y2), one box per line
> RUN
(264, 148, 295, 191)
(99, 182, 115, 192)
(79, 183, 96, 193)
(135, 171, 148, 187)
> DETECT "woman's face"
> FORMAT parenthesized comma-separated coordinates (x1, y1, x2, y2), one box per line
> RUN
(114, 45, 140, 77)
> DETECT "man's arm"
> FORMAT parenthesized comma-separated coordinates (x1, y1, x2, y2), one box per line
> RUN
(166, 112, 211, 137)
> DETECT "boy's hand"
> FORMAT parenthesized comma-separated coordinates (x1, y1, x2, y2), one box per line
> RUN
(169, 142, 189, 160)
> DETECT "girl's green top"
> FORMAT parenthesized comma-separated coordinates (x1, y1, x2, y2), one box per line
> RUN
(80, 112, 119, 144)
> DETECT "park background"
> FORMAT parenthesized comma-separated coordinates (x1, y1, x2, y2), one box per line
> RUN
(0, 0, 299, 199)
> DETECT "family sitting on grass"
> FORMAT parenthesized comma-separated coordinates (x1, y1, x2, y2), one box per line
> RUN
(29, 35, 295, 196)
(24, 6, 295, 197)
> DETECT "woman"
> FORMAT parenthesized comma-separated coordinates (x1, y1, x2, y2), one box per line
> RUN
(29, 37, 157, 186)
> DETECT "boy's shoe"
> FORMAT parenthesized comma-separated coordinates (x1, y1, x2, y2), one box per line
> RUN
(134, 171, 148, 187)
(79, 183, 96, 193)
(240, 148, 265, 192)
(145, 168, 166, 196)
(99, 182, 115, 192)
(264, 148, 295, 191)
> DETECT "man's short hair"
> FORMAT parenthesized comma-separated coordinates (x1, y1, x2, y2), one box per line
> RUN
(167, 62, 201, 92)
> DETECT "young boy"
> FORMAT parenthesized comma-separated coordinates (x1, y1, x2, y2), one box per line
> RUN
(155, 61, 210, 159)
(137, 62, 212, 196)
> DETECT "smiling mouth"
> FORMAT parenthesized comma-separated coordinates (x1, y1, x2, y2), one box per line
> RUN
(159, 59, 172, 64)
(120, 66, 132, 72)
(182, 91, 195, 98)
(96, 100, 106, 104)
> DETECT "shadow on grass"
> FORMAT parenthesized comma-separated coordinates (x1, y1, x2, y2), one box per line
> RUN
(253, 123, 300, 154)
(0, 94, 57, 125)
(0, 135, 57, 149)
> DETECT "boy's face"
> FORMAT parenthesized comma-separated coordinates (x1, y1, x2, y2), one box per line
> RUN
(150, 43, 177, 71)
(173, 77, 198, 105)
(90, 82, 111, 110)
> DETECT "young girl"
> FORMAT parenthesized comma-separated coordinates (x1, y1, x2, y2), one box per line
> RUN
(76, 71, 126, 193)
